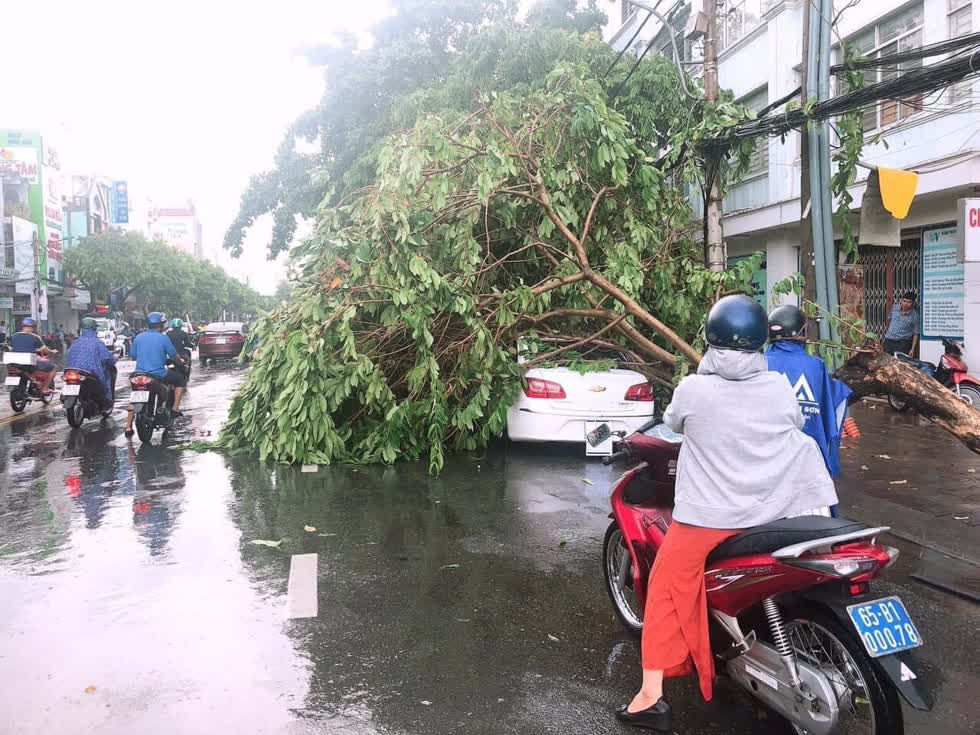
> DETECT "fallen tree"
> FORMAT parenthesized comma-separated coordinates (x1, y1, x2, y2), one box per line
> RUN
(218, 42, 767, 471)
(837, 350, 980, 453)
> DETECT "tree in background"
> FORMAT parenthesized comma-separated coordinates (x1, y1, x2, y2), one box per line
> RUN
(64, 231, 269, 323)
(224, 0, 606, 258)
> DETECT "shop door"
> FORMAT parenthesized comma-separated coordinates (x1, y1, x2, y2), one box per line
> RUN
(859, 234, 921, 337)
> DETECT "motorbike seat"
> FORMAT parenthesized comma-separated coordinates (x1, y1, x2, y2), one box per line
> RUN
(707, 516, 870, 564)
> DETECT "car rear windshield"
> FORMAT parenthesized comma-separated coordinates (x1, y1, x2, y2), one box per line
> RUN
(205, 322, 244, 334)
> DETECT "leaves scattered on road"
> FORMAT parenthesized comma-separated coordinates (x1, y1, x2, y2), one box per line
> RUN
(889, 480, 908, 485)
(440, 563, 460, 570)
(861, 465, 869, 471)
(547, 634, 560, 642)
(875, 454, 892, 460)
(581, 478, 593, 485)
(250, 539, 284, 548)
(304, 525, 317, 533)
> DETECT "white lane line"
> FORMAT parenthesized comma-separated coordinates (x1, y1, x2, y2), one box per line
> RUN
(286, 553, 318, 619)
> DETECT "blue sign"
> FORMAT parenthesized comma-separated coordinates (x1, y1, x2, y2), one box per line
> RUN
(112, 181, 129, 224)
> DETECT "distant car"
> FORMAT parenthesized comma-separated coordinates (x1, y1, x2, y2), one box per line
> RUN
(506, 364, 656, 447)
(198, 322, 246, 364)
(90, 317, 116, 349)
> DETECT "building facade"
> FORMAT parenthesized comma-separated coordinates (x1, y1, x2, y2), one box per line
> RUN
(605, 0, 980, 366)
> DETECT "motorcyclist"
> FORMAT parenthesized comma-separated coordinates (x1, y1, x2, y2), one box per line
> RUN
(9, 317, 57, 394)
(765, 305, 854, 473)
(124, 312, 187, 437)
(65, 316, 117, 407)
(618, 295, 837, 732)
(166, 318, 192, 379)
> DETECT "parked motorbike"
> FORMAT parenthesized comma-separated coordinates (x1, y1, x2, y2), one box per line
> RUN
(589, 420, 932, 734)
(3, 351, 57, 413)
(61, 366, 116, 427)
(129, 367, 177, 444)
(889, 338, 980, 411)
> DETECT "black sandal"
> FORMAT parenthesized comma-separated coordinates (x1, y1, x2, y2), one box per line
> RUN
(615, 697, 672, 731)
(124, 429, 134, 438)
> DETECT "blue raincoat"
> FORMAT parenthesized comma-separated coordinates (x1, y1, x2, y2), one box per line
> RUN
(66, 329, 116, 403)
(765, 340, 852, 477)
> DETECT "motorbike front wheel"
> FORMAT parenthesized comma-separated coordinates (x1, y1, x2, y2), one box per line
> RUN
(602, 522, 645, 637)
(957, 384, 980, 408)
(9, 388, 27, 413)
(785, 610, 903, 735)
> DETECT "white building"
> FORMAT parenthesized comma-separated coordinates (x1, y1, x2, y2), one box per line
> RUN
(605, 0, 980, 366)
(148, 201, 204, 260)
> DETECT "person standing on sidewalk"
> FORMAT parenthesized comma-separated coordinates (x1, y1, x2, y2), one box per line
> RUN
(882, 290, 920, 357)
(766, 306, 854, 518)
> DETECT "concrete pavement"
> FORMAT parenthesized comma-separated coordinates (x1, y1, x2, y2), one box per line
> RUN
(0, 367, 977, 734)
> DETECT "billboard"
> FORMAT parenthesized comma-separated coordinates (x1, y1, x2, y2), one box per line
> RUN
(0, 131, 51, 302)
(112, 181, 129, 224)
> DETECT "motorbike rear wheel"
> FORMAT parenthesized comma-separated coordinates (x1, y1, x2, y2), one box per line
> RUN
(66, 400, 85, 428)
(785, 610, 903, 735)
(957, 384, 980, 408)
(887, 394, 911, 412)
(9, 388, 27, 413)
(602, 522, 644, 637)
(135, 396, 156, 444)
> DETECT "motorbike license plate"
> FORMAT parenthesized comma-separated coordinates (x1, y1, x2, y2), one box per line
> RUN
(847, 596, 922, 658)
(215, 337, 228, 345)
(5, 376, 21, 387)
(130, 390, 150, 403)
(61, 384, 81, 396)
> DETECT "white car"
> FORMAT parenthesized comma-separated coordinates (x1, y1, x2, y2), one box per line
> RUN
(506, 366, 656, 446)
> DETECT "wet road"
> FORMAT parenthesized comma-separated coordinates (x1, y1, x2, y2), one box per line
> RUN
(0, 366, 977, 734)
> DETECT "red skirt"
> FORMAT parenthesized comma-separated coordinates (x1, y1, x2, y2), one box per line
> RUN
(641, 522, 740, 701)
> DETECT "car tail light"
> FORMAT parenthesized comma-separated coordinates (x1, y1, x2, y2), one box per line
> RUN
(524, 378, 566, 399)
(230, 333, 246, 343)
(625, 382, 654, 401)
(131, 375, 153, 388)
(199, 336, 213, 344)
(64, 370, 82, 384)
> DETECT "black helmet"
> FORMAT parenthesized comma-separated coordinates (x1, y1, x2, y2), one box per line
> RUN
(80, 317, 98, 331)
(768, 305, 806, 341)
(705, 294, 768, 352)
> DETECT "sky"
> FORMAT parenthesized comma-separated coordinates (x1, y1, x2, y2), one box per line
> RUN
(2, 0, 396, 294)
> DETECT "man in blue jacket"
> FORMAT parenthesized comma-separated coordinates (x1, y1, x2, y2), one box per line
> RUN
(766, 306, 852, 515)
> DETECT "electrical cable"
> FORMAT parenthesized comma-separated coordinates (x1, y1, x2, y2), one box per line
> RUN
(604, 2, 660, 80)
(613, 1, 699, 101)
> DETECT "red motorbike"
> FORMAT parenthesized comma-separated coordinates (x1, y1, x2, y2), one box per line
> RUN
(889, 337, 980, 411)
(3, 350, 57, 413)
(589, 420, 932, 734)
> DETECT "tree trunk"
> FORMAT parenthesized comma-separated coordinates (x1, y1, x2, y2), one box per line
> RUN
(836, 350, 980, 454)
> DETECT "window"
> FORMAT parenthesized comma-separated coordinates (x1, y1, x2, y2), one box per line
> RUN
(849, 3, 924, 132)
(654, 6, 692, 62)
(719, 0, 765, 51)
(622, 1, 637, 21)
(948, 0, 973, 103)
(741, 86, 770, 177)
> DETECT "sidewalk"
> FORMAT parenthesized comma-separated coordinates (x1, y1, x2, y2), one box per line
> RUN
(837, 400, 980, 565)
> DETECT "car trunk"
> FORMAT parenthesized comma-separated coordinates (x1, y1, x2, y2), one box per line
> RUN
(526, 367, 653, 417)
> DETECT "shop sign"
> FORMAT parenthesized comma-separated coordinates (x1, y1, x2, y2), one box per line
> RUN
(0, 147, 39, 183)
(922, 225, 964, 340)
(0, 297, 13, 309)
(958, 198, 980, 262)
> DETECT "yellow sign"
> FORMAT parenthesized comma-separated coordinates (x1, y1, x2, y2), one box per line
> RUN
(878, 167, 918, 220)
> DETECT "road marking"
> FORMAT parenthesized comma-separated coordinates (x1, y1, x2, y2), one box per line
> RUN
(286, 553, 318, 619)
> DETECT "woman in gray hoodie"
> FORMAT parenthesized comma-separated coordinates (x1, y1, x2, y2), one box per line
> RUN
(617, 295, 838, 732)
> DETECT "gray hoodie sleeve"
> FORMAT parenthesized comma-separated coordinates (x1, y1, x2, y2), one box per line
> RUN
(662, 376, 693, 434)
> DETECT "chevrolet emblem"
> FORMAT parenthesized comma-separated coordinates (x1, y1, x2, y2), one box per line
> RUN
(589, 385, 606, 392)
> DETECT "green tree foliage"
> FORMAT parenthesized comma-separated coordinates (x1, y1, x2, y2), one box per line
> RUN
(219, 28, 760, 472)
(224, 0, 610, 258)
(64, 231, 268, 322)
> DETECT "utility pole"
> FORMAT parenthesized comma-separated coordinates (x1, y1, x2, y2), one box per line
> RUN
(799, 5, 818, 329)
(704, 0, 725, 272)
(30, 232, 40, 322)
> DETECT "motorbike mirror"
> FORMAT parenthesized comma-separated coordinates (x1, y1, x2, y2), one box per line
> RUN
(586, 423, 612, 447)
